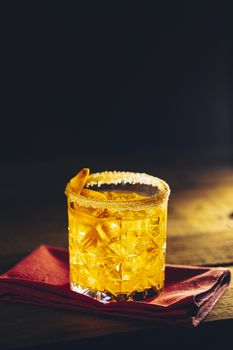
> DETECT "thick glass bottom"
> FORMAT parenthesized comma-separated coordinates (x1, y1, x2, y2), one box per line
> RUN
(70, 282, 160, 302)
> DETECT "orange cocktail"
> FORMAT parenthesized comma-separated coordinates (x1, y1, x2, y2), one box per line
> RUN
(65, 169, 170, 302)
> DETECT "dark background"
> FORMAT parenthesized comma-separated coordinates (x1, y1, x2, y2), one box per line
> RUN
(1, 1, 232, 166)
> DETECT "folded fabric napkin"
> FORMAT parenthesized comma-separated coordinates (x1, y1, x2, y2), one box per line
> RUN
(0, 245, 230, 327)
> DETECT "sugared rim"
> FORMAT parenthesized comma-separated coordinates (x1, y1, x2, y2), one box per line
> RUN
(65, 171, 170, 211)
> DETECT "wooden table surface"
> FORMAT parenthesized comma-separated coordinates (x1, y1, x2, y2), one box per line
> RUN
(1, 156, 233, 349)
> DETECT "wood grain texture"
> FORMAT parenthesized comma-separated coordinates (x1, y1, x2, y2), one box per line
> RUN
(167, 175, 233, 266)
(0, 302, 150, 349)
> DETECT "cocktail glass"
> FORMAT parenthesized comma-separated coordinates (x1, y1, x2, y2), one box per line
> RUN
(65, 171, 170, 302)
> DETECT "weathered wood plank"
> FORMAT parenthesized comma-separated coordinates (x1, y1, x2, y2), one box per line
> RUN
(0, 302, 152, 349)
(168, 183, 233, 238)
(1, 161, 233, 348)
(166, 178, 233, 265)
(167, 231, 233, 266)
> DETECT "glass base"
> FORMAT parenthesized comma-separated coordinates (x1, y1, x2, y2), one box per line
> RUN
(70, 282, 160, 302)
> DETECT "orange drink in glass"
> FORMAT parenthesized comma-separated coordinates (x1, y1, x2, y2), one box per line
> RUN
(65, 170, 170, 302)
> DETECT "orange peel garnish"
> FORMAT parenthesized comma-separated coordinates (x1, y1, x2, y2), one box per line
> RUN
(81, 188, 107, 200)
(66, 168, 90, 195)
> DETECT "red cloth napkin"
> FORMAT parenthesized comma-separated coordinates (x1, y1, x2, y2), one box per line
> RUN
(0, 245, 230, 327)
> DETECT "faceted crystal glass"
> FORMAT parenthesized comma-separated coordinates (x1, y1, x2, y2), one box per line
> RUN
(66, 171, 170, 302)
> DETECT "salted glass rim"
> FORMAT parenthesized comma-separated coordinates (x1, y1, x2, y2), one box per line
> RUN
(65, 171, 170, 210)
